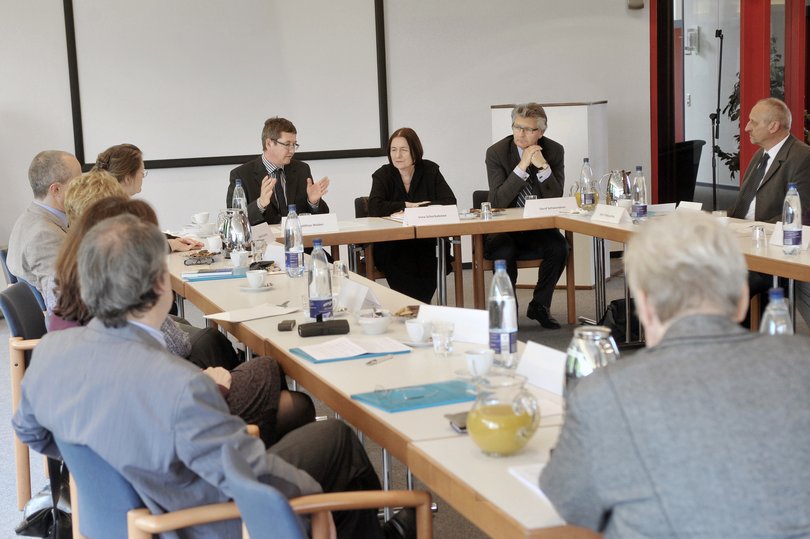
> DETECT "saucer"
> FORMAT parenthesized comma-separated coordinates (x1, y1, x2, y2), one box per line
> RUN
(458, 212, 478, 221)
(402, 339, 433, 348)
(239, 283, 273, 292)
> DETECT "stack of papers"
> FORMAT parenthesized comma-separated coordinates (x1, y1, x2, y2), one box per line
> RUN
(182, 268, 242, 282)
(290, 336, 410, 363)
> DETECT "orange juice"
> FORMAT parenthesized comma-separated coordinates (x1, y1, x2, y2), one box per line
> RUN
(575, 191, 599, 212)
(468, 404, 537, 456)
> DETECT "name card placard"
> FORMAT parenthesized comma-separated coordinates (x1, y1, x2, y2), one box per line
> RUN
(251, 222, 275, 244)
(676, 201, 703, 212)
(523, 196, 578, 218)
(517, 340, 567, 396)
(649, 203, 676, 214)
(403, 205, 460, 226)
(280, 213, 339, 235)
(591, 204, 632, 224)
(768, 222, 810, 250)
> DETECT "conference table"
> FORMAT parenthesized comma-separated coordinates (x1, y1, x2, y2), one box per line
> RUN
(170, 255, 601, 538)
(266, 210, 579, 323)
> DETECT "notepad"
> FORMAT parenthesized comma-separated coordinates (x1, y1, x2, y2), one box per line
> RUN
(351, 380, 475, 413)
(290, 336, 410, 363)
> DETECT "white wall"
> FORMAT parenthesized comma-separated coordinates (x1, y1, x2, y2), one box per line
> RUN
(1, 1, 650, 248)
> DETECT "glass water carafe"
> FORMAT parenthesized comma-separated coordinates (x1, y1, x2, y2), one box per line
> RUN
(564, 326, 620, 397)
(217, 208, 252, 258)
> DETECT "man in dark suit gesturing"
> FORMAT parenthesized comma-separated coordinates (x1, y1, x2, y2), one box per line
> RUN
(228, 117, 330, 226)
(540, 212, 810, 537)
(485, 102, 569, 329)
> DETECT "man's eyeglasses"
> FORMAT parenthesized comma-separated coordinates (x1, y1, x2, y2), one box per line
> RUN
(512, 124, 540, 134)
(273, 139, 300, 151)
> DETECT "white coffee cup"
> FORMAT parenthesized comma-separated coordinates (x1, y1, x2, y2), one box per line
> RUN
(192, 212, 209, 225)
(245, 270, 266, 288)
(205, 235, 222, 252)
(465, 349, 494, 377)
(231, 249, 249, 267)
(405, 319, 433, 343)
(199, 222, 217, 236)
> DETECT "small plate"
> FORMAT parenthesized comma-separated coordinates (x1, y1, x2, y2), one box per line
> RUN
(402, 340, 433, 348)
(239, 283, 273, 292)
(459, 212, 478, 221)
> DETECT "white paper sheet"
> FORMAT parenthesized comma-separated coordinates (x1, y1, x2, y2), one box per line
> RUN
(205, 304, 298, 323)
(297, 336, 409, 361)
(507, 463, 552, 502)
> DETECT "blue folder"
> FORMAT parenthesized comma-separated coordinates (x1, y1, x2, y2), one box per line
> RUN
(289, 347, 410, 364)
(351, 380, 475, 413)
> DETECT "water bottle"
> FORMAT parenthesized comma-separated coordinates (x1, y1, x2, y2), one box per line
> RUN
(232, 179, 248, 213)
(284, 204, 304, 277)
(488, 260, 518, 369)
(308, 239, 333, 320)
(782, 182, 802, 255)
(631, 165, 648, 219)
(759, 287, 793, 335)
(578, 158, 597, 212)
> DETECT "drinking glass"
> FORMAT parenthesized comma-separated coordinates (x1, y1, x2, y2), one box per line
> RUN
(564, 326, 619, 398)
(480, 202, 492, 220)
(752, 225, 766, 249)
(431, 321, 454, 357)
(331, 260, 349, 306)
(251, 239, 267, 262)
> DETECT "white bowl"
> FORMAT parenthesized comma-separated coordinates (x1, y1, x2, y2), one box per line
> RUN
(356, 309, 392, 335)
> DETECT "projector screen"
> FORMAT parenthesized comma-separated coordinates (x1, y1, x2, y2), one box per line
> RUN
(65, 0, 387, 166)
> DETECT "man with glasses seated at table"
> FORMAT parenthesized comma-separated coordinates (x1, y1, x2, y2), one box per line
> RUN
(485, 102, 569, 329)
(13, 214, 412, 539)
(228, 116, 331, 226)
(540, 212, 810, 538)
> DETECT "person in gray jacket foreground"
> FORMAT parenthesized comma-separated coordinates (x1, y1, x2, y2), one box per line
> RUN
(540, 211, 810, 538)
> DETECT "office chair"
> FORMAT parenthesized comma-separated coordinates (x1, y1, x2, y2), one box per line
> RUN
(0, 282, 48, 509)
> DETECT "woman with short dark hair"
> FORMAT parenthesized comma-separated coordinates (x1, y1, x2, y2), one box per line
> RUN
(368, 127, 457, 303)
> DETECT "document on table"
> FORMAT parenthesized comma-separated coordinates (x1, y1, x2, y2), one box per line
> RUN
(290, 336, 410, 363)
(351, 380, 475, 413)
(205, 304, 298, 323)
(508, 463, 552, 502)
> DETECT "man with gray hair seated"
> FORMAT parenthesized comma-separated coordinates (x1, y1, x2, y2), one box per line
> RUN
(539, 212, 810, 537)
(7, 150, 81, 293)
(13, 214, 401, 538)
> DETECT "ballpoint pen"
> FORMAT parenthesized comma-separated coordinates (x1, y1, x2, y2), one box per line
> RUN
(366, 354, 394, 366)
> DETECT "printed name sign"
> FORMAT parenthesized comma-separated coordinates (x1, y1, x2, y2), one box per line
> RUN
(403, 205, 460, 226)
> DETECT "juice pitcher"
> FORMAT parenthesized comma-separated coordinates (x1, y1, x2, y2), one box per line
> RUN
(468, 374, 540, 456)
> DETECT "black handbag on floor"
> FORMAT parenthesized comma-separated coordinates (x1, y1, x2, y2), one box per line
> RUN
(598, 298, 641, 344)
(15, 458, 72, 538)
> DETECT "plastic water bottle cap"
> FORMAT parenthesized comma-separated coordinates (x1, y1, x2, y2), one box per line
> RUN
(288, 204, 297, 212)
(236, 179, 243, 185)
(788, 182, 797, 189)
(313, 239, 323, 248)
(768, 288, 784, 301)
(636, 165, 642, 171)
(494, 260, 507, 271)
(583, 157, 590, 163)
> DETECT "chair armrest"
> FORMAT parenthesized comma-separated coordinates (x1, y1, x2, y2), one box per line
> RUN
(127, 502, 240, 536)
(10, 337, 40, 352)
